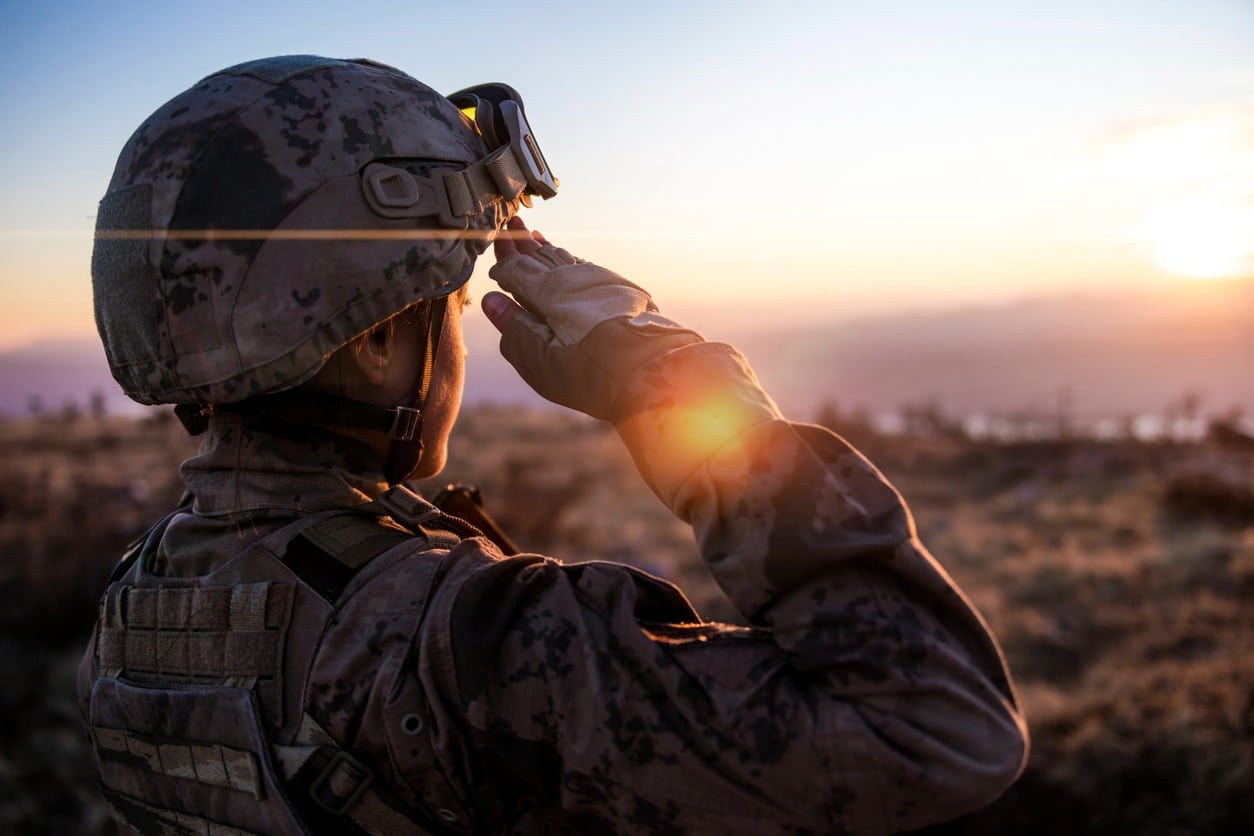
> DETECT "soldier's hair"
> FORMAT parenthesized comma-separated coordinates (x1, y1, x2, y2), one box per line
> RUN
(349, 282, 469, 360)
(303, 283, 466, 399)
(309, 300, 425, 393)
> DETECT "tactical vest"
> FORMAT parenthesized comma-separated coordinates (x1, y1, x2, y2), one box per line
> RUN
(83, 484, 480, 835)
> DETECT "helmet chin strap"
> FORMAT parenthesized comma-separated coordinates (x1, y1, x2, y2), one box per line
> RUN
(197, 296, 451, 485)
(383, 295, 448, 484)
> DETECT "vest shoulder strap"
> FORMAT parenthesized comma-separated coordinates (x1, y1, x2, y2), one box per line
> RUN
(280, 484, 469, 604)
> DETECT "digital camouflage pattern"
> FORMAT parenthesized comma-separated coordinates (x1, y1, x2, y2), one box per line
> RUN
(80, 337, 1028, 834)
(92, 56, 516, 406)
(82, 53, 1026, 834)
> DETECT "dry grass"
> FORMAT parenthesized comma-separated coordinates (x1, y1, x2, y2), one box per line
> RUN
(0, 411, 192, 835)
(1, 409, 1250, 834)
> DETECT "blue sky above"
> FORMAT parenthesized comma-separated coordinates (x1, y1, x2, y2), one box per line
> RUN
(1, 0, 1252, 347)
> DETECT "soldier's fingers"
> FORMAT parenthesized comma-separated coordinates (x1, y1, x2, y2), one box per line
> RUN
(494, 216, 537, 262)
(494, 222, 519, 262)
(512, 222, 544, 258)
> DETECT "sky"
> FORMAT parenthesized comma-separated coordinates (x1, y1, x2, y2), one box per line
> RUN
(1, 0, 1252, 351)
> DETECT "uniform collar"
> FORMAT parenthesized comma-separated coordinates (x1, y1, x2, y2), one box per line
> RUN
(180, 413, 390, 516)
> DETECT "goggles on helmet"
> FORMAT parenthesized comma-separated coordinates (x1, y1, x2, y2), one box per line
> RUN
(448, 83, 558, 204)
(362, 82, 557, 230)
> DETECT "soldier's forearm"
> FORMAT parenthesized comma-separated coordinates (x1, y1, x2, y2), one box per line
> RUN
(617, 362, 1028, 828)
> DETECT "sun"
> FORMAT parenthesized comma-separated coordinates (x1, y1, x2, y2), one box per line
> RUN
(1095, 104, 1254, 281)
(1139, 198, 1254, 280)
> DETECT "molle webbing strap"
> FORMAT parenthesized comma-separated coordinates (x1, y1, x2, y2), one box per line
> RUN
(93, 727, 262, 799)
(97, 582, 293, 723)
(99, 790, 264, 836)
(89, 676, 310, 834)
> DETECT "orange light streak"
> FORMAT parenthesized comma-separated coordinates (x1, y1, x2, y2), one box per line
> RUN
(0, 228, 539, 242)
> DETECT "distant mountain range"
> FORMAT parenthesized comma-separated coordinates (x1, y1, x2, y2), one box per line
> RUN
(0, 339, 131, 416)
(3, 279, 1250, 421)
(738, 278, 1253, 421)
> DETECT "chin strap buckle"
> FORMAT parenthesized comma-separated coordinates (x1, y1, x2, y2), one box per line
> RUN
(388, 406, 422, 441)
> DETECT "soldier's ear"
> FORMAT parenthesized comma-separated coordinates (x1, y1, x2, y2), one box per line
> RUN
(349, 328, 393, 388)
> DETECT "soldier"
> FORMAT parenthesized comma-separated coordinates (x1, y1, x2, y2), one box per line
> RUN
(79, 55, 1027, 834)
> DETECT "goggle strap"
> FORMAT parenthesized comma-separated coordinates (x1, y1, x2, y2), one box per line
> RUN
(443, 145, 531, 220)
(469, 95, 504, 149)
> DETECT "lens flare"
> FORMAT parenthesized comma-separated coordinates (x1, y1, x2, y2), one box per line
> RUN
(668, 407, 750, 464)
(0, 227, 546, 242)
(90, 228, 515, 242)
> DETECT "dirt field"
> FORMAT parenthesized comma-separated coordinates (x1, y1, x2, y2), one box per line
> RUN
(1, 406, 1250, 834)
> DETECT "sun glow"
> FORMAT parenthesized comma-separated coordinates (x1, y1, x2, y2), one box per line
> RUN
(1140, 198, 1254, 279)
(1097, 104, 1254, 281)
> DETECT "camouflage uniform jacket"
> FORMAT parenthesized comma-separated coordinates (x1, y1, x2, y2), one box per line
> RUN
(79, 343, 1027, 834)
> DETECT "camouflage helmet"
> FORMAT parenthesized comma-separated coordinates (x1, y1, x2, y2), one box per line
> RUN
(93, 55, 556, 406)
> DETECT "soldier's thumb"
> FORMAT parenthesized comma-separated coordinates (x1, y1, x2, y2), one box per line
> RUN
(484, 292, 559, 376)
(481, 291, 524, 333)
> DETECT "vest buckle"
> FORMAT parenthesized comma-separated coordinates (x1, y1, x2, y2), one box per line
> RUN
(309, 749, 374, 815)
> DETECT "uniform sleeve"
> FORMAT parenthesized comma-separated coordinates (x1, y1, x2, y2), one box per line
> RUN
(420, 343, 1028, 835)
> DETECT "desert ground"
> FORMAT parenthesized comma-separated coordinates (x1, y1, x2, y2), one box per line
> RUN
(0, 404, 1250, 834)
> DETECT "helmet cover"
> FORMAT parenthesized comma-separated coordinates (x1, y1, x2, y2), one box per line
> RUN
(93, 55, 519, 405)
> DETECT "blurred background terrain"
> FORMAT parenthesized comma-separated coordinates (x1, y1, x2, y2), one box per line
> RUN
(3, 3, 1252, 831)
(1, 402, 1250, 834)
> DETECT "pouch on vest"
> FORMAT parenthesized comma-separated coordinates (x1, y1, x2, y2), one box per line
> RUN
(86, 489, 470, 834)
(90, 676, 308, 834)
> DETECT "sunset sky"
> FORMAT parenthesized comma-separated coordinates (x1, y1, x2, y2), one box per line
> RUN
(1, 0, 1252, 351)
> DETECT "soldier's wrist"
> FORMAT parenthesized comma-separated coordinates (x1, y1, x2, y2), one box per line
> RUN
(613, 342, 783, 516)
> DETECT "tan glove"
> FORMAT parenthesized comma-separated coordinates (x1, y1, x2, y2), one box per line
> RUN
(485, 220, 782, 514)
(486, 243, 703, 422)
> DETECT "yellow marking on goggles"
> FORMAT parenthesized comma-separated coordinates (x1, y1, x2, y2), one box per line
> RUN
(459, 105, 483, 136)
